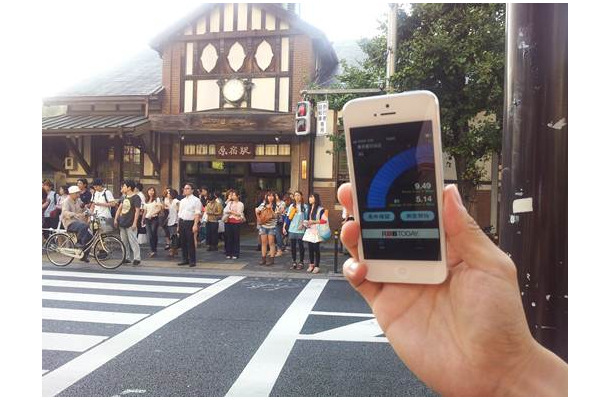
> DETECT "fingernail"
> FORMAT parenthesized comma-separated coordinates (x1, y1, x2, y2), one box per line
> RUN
(344, 258, 358, 273)
(451, 185, 465, 209)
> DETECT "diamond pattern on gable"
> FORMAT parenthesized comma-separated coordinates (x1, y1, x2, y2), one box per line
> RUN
(255, 40, 274, 72)
(201, 44, 219, 73)
(227, 42, 246, 72)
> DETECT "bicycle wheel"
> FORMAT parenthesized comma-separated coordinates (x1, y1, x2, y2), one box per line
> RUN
(94, 235, 125, 269)
(46, 233, 76, 267)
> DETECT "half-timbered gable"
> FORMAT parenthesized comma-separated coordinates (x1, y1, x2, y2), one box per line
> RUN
(150, 3, 337, 116)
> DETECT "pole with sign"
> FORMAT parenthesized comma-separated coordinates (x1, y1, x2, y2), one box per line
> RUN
(316, 101, 328, 136)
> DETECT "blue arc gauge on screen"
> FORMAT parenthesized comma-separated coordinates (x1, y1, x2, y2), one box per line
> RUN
(367, 145, 434, 209)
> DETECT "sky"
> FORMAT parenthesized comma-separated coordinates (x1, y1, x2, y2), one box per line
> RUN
(39, 1, 392, 98)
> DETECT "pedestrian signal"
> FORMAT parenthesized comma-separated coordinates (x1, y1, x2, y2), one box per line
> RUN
(295, 101, 311, 135)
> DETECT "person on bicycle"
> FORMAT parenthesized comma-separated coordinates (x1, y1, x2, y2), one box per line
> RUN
(61, 186, 93, 262)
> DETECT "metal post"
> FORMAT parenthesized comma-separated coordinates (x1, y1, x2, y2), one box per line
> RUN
(499, 3, 568, 361)
(308, 116, 316, 196)
(490, 152, 499, 234)
(333, 230, 339, 273)
(386, 3, 398, 92)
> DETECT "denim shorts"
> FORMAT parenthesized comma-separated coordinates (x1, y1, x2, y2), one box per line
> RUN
(258, 226, 276, 236)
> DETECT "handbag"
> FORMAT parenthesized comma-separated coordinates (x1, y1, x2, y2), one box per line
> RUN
(158, 206, 168, 227)
(49, 207, 61, 219)
(49, 193, 61, 218)
(256, 207, 274, 225)
(170, 233, 181, 249)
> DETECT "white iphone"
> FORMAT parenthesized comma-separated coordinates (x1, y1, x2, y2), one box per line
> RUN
(342, 91, 447, 284)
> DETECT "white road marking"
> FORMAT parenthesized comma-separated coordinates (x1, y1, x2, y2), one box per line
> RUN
(42, 270, 219, 285)
(42, 279, 200, 294)
(42, 291, 179, 307)
(298, 318, 386, 342)
(42, 307, 148, 325)
(297, 335, 388, 343)
(309, 311, 375, 318)
(42, 332, 108, 352)
(226, 279, 328, 397)
(42, 275, 244, 397)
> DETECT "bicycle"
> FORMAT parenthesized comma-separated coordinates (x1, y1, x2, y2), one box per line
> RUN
(44, 213, 126, 269)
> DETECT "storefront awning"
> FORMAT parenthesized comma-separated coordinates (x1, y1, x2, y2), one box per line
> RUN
(42, 114, 150, 136)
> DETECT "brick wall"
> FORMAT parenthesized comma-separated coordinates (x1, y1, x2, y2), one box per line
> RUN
(312, 186, 341, 231)
(161, 43, 184, 115)
(290, 34, 314, 113)
(161, 46, 172, 115)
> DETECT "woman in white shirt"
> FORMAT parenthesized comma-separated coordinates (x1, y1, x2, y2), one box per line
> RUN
(143, 187, 163, 257)
(223, 190, 245, 259)
(165, 188, 180, 257)
(302, 193, 328, 274)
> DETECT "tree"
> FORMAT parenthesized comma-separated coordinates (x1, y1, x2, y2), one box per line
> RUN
(328, 3, 505, 208)
(392, 3, 505, 206)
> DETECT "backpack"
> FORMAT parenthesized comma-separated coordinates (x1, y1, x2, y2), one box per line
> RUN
(49, 192, 61, 219)
(102, 190, 117, 218)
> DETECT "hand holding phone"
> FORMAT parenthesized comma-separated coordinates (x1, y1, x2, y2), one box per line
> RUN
(342, 91, 447, 284)
(338, 183, 567, 396)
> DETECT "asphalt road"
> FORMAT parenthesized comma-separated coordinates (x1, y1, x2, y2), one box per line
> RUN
(42, 264, 436, 397)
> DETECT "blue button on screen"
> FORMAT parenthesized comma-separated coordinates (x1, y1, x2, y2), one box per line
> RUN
(400, 211, 435, 221)
(363, 212, 396, 222)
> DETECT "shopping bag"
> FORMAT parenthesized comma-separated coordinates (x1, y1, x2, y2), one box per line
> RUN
(318, 223, 331, 241)
(137, 232, 148, 245)
(302, 226, 320, 243)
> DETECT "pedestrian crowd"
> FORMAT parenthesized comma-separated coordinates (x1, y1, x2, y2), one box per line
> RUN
(43, 179, 337, 271)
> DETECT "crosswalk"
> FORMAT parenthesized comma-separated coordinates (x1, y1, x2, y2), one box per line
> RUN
(41, 268, 244, 397)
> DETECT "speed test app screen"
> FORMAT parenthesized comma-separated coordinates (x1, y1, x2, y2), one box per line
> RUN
(351, 121, 441, 261)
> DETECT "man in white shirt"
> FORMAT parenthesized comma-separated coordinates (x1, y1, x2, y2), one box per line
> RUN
(90, 178, 116, 222)
(177, 182, 202, 267)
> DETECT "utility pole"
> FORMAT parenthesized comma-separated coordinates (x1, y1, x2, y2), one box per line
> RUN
(499, 3, 568, 361)
(386, 3, 398, 92)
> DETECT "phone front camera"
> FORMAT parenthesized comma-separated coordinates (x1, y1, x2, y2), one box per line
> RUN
(374, 113, 377, 117)
(385, 104, 390, 108)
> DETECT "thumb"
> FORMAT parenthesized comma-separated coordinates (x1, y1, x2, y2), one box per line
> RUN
(443, 185, 515, 275)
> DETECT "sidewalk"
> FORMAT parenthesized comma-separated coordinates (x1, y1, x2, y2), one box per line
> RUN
(44, 225, 351, 279)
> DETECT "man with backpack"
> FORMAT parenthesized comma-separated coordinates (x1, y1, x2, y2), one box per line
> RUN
(91, 178, 116, 229)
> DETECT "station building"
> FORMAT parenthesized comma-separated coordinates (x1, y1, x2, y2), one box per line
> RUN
(42, 3, 345, 226)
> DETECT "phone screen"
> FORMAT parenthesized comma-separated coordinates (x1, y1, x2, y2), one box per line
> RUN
(350, 121, 441, 261)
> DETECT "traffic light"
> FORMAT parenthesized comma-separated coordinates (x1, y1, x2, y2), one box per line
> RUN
(295, 100, 311, 135)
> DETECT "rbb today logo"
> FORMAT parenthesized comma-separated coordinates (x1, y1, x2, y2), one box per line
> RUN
(362, 229, 440, 239)
(295, 101, 311, 135)
(382, 230, 419, 238)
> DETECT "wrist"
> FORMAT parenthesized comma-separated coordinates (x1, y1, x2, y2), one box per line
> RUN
(496, 340, 568, 397)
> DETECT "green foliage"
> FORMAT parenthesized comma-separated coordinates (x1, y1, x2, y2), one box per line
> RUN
(390, 3, 505, 200)
(324, 3, 506, 202)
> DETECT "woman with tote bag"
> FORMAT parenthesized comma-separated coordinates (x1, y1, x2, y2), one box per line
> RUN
(302, 193, 329, 274)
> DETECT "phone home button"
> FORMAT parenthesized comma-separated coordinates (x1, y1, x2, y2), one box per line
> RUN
(397, 267, 409, 277)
